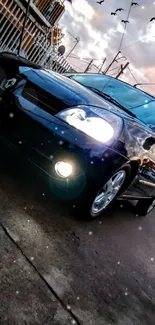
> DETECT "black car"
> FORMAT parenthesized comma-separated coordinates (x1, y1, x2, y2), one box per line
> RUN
(0, 52, 155, 219)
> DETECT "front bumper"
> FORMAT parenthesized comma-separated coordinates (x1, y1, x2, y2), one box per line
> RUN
(30, 119, 128, 201)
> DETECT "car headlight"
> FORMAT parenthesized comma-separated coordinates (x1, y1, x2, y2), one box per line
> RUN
(56, 106, 123, 143)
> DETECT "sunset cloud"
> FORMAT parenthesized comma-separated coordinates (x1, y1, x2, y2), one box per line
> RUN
(60, 0, 155, 94)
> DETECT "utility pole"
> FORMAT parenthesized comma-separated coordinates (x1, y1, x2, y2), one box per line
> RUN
(98, 58, 106, 74)
(84, 59, 93, 73)
(17, 0, 31, 55)
(103, 51, 121, 74)
(116, 62, 129, 79)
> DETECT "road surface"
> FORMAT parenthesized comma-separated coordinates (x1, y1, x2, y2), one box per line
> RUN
(0, 149, 155, 325)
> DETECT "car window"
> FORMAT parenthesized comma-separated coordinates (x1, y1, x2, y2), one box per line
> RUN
(133, 101, 155, 127)
(70, 74, 155, 128)
(70, 74, 151, 108)
(70, 74, 111, 92)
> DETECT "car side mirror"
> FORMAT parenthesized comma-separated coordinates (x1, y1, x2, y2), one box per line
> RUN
(143, 137, 155, 150)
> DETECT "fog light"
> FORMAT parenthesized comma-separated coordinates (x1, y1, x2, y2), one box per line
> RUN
(55, 161, 73, 178)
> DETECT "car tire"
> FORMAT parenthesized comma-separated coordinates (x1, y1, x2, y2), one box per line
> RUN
(135, 198, 155, 216)
(72, 165, 131, 220)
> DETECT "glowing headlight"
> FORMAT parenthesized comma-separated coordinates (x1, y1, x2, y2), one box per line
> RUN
(67, 113, 114, 143)
(55, 161, 73, 178)
(56, 107, 120, 143)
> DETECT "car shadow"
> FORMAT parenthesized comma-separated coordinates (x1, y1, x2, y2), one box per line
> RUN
(0, 143, 140, 229)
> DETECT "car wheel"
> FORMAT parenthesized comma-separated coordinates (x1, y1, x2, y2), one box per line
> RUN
(135, 198, 155, 216)
(73, 166, 131, 220)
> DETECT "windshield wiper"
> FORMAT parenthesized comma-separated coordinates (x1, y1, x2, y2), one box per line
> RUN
(148, 124, 155, 132)
(86, 86, 137, 118)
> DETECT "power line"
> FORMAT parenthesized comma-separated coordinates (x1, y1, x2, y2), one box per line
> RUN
(91, 64, 100, 71)
(122, 39, 143, 51)
(111, 69, 120, 77)
(67, 54, 107, 61)
(103, 51, 120, 74)
(127, 66, 139, 85)
(69, 62, 84, 72)
(118, 0, 133, 52)
(67, 55, 92, 64)
(108, 66, 121, 73)
(127, 66, 146, 91)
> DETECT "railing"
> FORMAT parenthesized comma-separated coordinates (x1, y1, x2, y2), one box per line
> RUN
(0, 0, 53, 63)
(0, 0, 73, 71)
(44, 52, 76, 73)
(32, 0, 65, 25)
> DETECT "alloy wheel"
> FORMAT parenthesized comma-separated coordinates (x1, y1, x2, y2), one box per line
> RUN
(91, 170, 126, 217)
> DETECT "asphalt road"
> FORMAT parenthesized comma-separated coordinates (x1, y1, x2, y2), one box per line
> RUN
(0, 148, 155, 325)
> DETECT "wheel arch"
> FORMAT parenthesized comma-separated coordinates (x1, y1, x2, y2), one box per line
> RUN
(127, 159, 141, 188)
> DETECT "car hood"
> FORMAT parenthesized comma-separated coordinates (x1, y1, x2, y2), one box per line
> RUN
(20, 68, 153, 134)
(20, 68, 116, 109)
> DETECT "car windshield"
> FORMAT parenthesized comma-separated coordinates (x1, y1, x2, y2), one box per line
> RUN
(68, 74, 155, 129)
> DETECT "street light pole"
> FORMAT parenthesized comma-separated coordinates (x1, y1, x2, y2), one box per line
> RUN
(17, 0, 31, 55)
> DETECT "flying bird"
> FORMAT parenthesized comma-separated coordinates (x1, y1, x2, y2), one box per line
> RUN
(111, 12, 117, 15)
(150, 17, 155, 22)
(131, 2, 139, 6)
(115, 8, 124, 12)
(96, 0, 104, 4)
(122, 20, 129, 23)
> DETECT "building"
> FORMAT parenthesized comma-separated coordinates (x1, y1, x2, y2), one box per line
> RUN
(0, 0, 70, 68)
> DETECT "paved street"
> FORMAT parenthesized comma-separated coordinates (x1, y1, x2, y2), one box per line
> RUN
(0, 150, 155, 325)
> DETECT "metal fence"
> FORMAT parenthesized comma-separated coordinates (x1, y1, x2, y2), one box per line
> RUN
(32, 0, 65, 26)
(44, 52, 75, 73)
(0, 0, 73, 72)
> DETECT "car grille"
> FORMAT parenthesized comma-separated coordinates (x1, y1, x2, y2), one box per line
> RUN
(22, 81, 67, 114)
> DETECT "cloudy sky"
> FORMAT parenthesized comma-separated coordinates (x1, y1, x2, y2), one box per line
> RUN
(59, 0, 155, 95)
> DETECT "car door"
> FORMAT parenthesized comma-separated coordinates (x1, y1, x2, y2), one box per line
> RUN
(124, 139, 155, 199)
(138, 144, 155, 197)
